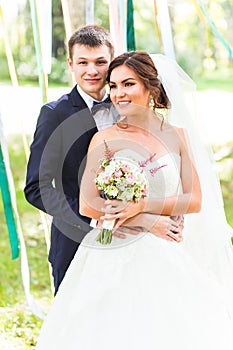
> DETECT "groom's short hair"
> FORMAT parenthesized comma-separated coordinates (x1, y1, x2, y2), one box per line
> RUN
(68, 24, 114, 60)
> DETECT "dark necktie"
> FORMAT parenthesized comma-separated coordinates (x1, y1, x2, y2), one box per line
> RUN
(91, 96, 111, 115)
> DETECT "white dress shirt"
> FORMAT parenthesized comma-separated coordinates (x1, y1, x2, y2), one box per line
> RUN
(76, 85, 120, 228)
(76, 85, 118, 130)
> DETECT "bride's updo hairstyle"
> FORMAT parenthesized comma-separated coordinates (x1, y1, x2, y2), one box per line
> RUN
(106, 51, 170, 110)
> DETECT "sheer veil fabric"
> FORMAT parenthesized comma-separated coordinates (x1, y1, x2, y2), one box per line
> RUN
(151, 54, 233, 307)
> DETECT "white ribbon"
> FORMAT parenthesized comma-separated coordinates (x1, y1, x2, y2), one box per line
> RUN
(35, 0, 52, 74)
(155, 0, 176, 60)
(86, 0, 94, 24)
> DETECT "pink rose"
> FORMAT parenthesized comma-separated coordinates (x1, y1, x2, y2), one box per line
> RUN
(126, 174, 135, 185)
(104, 176, 111, 184)
(122, 164, 130, 173)
(141, 188, 148, 196)
(114, 170, 123, 178)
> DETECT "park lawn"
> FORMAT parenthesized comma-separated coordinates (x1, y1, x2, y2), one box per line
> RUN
(196, 67, 233, 93)
(0, 135, 52, 349)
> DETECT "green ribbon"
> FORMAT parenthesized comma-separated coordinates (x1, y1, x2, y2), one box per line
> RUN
(0, 145, 19, 259)
(29, 0, 47, 103)
(127, 0, 136, 51)
(198, 0, 233, 60)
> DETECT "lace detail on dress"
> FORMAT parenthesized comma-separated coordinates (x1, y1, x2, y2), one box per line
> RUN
(114, 150, 182, 198)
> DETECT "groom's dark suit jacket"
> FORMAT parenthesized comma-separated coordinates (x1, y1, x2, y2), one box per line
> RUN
(24, 86, 99, 274)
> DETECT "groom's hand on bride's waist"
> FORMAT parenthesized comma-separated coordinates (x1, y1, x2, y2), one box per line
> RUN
(113, 226, 142, 239)
(110, 214, 184, 242)
(151, 215, 183, 242)
(139, 214, 183, 243)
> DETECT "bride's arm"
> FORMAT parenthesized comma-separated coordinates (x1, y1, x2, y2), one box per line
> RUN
(80, 131, 117, 220)
(143, 127, 202, 215)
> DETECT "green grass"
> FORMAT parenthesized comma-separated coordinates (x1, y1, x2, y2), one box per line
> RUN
(196, 68, 233, 93)
(0, 79, 69, 89)
(197, 77, 233, 93)
(0, 135, 52, 349)
(213, 141, 233, 227)
(0, 307, 43, 349)
(0, 133, 233, 348)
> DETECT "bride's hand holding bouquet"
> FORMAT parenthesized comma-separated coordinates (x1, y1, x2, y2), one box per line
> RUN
(100, 198, 146, 234)
(94, 142, 148, 245)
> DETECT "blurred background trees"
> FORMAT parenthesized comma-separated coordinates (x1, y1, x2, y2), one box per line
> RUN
(0, 0, 232, 85)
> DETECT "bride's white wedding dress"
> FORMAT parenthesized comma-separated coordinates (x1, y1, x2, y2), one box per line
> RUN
(36, 151, 233, 350)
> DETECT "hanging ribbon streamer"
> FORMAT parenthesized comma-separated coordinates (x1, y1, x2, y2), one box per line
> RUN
(109, 0, 125, 56)
(86, 0, 94, 24)
(61, 0, 72, 42)
(1, 1, 52, 318)
(0, 3, 52, 307)
(197, 0, 233, 60)
(28, 0, 48, 104)
(155, 0, 176, 60)
(29, 0, 54, 299)
(118, 0, 127, 52)
(192, 0, 211, 50)
(36, 0, 52, 74)
(0, 4, 31, 161)
(0, 145, 19, 260)
(0, 6, 18, 86)
(0, 114, 45, 319)
(153, 0, 163, 53)
(192, 0, 207, 24)
(28, 0, 52, 246)
(127, 0, 136, 51)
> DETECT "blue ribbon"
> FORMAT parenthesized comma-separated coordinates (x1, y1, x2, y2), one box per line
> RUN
(0, 145, 19, 259)
(198, 0, 233, 60)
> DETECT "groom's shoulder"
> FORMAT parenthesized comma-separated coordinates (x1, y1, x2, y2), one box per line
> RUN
(45, 86, 79, 111)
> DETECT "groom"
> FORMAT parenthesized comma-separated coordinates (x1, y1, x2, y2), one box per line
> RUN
(24, 25, 183, 294)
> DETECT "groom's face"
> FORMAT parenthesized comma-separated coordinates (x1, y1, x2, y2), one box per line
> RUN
(68, 44, 112, 101)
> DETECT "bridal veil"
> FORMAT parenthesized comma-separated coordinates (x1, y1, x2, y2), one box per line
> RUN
(151, 54, 233, 307)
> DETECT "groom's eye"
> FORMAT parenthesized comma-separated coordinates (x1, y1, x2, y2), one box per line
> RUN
(96, 60, 108, 65)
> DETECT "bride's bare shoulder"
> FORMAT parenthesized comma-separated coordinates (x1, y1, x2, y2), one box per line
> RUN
(88, 125, 118, 149)
(166, 123, 186, 138)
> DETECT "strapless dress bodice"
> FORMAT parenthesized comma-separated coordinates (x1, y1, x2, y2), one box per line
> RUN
(114, 149, 182, 198)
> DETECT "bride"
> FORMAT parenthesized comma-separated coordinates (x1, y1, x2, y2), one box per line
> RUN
(36, 51, 233, 349)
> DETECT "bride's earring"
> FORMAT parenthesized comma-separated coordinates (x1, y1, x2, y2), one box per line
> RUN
(149, 95, 155, 110)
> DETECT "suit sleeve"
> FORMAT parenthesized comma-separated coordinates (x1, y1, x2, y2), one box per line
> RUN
(24, 104, 91, 233)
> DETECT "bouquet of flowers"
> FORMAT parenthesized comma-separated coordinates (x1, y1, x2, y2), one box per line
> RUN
(95, 142, 148, 244)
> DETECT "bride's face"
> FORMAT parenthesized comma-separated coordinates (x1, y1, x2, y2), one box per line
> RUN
(109, 65, 150, 117)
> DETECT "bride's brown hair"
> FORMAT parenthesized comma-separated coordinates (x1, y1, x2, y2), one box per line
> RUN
(106, 51, 170, 110)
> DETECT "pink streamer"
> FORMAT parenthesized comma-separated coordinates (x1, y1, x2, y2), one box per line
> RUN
(109, 0, 125, 56)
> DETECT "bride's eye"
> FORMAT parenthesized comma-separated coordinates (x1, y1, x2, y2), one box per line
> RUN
(125, 82, 134, 87)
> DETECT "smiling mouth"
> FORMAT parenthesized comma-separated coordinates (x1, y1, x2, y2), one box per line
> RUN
(85, 78, 101, 83)
(117, 101, 131, 106)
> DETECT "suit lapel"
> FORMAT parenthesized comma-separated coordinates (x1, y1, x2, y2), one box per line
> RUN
(70, 85, 98, 137)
